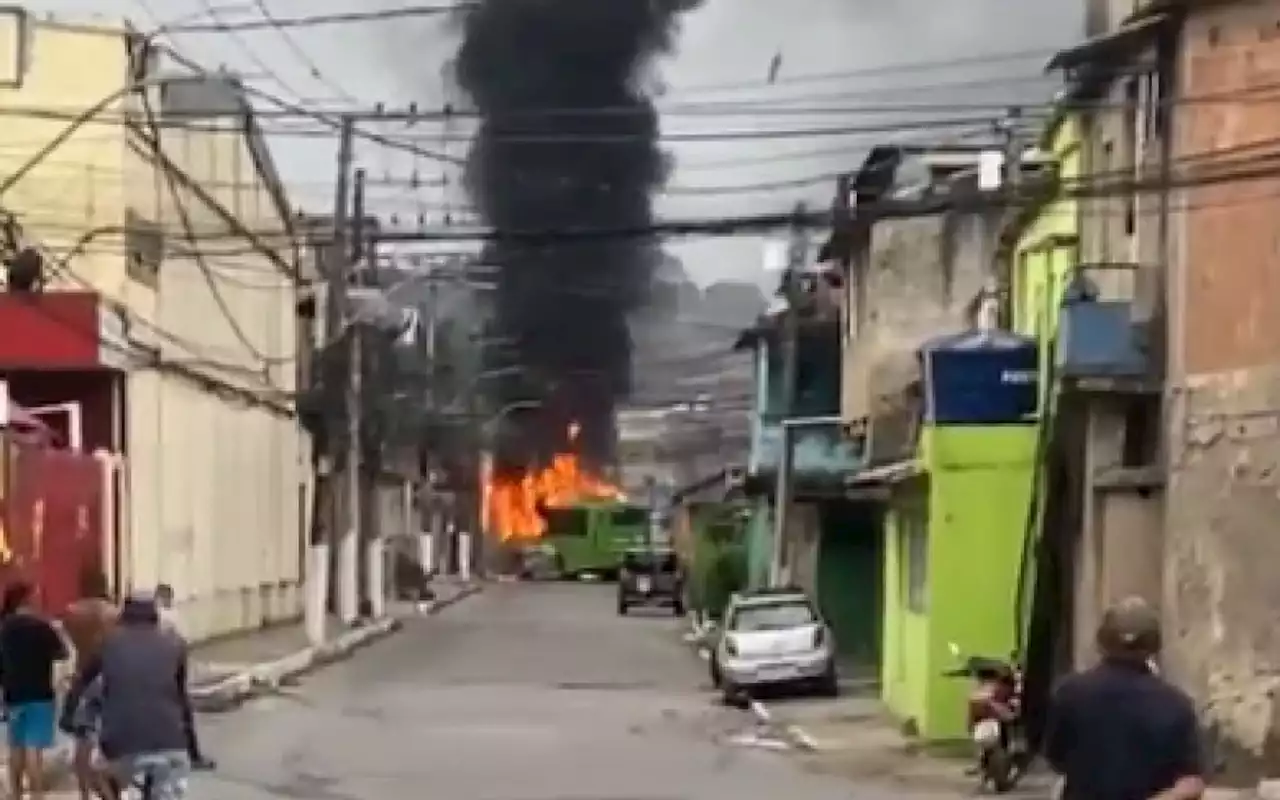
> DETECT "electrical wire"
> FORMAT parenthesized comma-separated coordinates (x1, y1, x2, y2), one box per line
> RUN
(163, 3, 467, 34)
(248, 0, 361, 104)
(192, 0, 311, 101)
(133, 89, 295, 366)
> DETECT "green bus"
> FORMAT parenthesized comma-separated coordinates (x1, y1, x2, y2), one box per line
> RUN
(543, 500, 650, 578)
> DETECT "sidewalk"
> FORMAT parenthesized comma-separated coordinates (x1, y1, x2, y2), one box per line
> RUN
(188, 578, 481, 711)
(752, 690, 1258, 800)
(749, 691, 1055, 798)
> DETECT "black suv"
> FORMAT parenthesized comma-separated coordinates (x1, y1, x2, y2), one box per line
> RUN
(617, 547, 684, 616)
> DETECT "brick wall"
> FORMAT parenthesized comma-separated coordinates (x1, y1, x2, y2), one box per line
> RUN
(1165, 1, 1280, 780)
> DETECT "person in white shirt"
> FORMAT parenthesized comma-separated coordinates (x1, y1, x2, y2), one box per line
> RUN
(153, 585, 179, 638)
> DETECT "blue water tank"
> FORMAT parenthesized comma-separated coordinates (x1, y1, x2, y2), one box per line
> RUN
(919, 329, 1038, 425)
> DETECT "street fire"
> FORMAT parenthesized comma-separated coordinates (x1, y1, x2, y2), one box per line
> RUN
(485, 424, 624, 541)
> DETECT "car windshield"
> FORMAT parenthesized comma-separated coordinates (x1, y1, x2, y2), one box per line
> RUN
(729, 600, 816, 632)
(623, 550, 676, 572)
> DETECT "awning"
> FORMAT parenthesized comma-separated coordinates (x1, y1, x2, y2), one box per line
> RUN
(1046, 12, 1170, 72)
(844, 459, 924, 487)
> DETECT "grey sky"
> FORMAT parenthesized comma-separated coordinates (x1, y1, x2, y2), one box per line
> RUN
(32, 0, 1082, 290)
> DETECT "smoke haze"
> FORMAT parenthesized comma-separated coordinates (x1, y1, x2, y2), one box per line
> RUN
(453, 0, 703, 471)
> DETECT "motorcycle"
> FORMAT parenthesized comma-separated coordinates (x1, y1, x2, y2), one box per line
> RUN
(942, 642, 1028, 793)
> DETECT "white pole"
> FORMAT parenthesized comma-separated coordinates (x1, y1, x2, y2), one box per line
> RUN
(365, 537, 385, 618)
(458, 530, 472, 583)
(419, 531, 435, 575)
(337, 531, 358, 625)
(305, 543, 330, 645)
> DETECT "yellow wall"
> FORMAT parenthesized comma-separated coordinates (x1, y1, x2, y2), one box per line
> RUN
(0, 17, 132, 296)
(0, 16, 308, 640)
(1011, 115, 1082, 345)
(881, 489, 932, 731)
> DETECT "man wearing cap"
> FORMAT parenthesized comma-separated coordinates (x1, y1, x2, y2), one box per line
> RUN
(1045, 596, 1206, 800)
(64, 591, 191, 800)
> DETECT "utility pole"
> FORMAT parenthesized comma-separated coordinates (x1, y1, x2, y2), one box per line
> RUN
(768, 202, 809, 588)
(339, 166, 367, 625)
(307, 114, 356, 645)
(993, 106, 1023, 330)
(423, 274, 441, 575)
(645, 475, 659, 551)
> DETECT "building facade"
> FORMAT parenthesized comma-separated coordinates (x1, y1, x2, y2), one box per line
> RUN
(0, 12, 310, 641)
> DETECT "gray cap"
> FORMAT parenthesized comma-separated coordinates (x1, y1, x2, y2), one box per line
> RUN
(1097, 595, 1161, 656)
(120, 590, 159, 624)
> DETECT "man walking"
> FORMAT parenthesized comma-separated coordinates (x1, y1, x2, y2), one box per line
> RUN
(62, 568, 118, 800)
(0, 581, 68, 800)
(70, 592, 190, 800)
(1045, 596, 1206, 800)
(153, 584, 214, 771)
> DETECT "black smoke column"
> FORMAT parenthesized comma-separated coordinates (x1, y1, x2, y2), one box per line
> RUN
(454, 0, 702, 472)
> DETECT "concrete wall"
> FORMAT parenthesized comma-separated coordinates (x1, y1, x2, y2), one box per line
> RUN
(842, 206, 998, 426)
(140, 101, 305, 640)
(1164, 1, 1280, 776)
(1071, 398, 1164, 669)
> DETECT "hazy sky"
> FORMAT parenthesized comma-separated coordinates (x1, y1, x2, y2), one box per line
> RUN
(30, 0, 1082, 290)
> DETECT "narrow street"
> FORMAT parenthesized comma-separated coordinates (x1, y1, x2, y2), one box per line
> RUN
(186, 584, 872, 800)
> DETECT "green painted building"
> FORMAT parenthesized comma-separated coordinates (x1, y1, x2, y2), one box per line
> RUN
(879, 425, 1037, 740)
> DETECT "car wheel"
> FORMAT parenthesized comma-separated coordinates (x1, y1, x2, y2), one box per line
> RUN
(817, 663, 839, 697)
(722, 683, 748, 708)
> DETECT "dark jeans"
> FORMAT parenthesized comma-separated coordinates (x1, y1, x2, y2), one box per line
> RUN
(181, 700, 203, 761)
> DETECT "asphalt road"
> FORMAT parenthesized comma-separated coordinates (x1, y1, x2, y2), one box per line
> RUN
(186, 581, 868, 800)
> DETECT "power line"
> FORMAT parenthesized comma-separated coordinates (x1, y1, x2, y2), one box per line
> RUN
(163, 2, 467, 33)
(248, 0, 360, 104)
(666, 45, 1063, 97)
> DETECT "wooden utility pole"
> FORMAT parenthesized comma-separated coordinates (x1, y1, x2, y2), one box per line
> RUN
(994, 106, 1023, 329)
(307, 114, 356, 645)
(339, 166, 367, 624)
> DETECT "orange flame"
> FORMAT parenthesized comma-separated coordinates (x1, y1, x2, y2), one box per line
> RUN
(484, 423, 624, 541)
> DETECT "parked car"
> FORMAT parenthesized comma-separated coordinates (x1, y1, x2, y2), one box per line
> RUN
(710, 588, 838, 702)
(617, 547, 685, 616)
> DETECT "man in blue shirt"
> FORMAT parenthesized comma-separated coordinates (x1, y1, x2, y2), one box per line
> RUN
(1046, 596, 1206, 800)
(67, 592, 190, 800)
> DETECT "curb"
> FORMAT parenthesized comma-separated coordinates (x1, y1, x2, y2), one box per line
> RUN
(745, 697, 819, 753)
(190, 583, 481, 712)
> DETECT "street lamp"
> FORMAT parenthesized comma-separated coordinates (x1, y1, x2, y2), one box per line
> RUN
(483, 398, 542, 440)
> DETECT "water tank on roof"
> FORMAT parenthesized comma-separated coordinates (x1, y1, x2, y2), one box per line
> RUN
(919, 329, 1037, 425)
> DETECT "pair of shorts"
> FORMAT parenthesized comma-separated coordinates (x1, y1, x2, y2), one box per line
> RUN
(7, 700, 56, 749)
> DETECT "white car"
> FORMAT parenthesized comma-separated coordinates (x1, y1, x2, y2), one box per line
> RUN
(711, 589, 838, 702)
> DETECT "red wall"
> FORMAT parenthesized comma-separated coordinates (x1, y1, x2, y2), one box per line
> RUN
(0, 441, 104, 614)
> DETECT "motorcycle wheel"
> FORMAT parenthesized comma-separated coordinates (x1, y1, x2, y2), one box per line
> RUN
(982, 747, 1017, 793)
